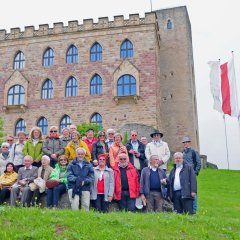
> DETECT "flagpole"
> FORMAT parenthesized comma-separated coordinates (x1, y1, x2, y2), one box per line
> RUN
(150, 0, 152, 12)
(223, 114, 230, 170)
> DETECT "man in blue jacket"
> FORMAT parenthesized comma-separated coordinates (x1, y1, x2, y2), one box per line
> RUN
(67, 147, 94, 211)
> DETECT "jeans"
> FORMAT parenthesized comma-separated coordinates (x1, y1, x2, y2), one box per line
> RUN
(193, 194, 198, 213)
(46, 183, 66, 207)
(119, 190, 136, 212)
(94, 194, 109, 213)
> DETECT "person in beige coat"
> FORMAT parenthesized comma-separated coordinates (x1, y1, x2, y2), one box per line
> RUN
(145, 130, 170, 171)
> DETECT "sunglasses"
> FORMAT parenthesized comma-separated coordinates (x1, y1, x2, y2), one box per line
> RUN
(7, 139, 13, 142)
(119, 158, 127, 160)
(131, 135, 137, 136)
(59, 158, 67, 161)
(50, 130, 57, 133)
(2, 146, 9, 148)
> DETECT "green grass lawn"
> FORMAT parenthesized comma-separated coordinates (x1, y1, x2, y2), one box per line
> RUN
(0, 169, 239, 240)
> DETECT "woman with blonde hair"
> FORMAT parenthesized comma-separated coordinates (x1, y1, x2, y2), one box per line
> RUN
(23, 126, 44, 168)
(109, 133, 128, 167)
(42, 126, 65, 168)
(0, 142, 11, 175)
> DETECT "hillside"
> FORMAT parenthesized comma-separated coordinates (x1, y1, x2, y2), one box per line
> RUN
(0, 169, 239, 240)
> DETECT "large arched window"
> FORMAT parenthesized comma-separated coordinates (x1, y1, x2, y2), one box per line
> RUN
(60, 115, 72, 132)
(15, 119, 26, 135)
(43, 48, 54, 67)
(90, 74, 102, 95)
(117, 74, 136, 96)
(13, 51, 25, 70)
(90, 113, 102, 126)
(7, 85, 25, 105)
(120, 39, 133, 59)
(66, 77, 78, 97)
(66, 45, 78, 64)
(90, 42, 102, 62)
(42, 79, 53, 99)
(37, 117, 48, 135)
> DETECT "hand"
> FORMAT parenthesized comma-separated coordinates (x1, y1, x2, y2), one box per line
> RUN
(108, 196, 113, 202)
(51, 153, 57, 159)
(135, 152, 141, 158)
(93, 160, 98, 166)
(141, 194, 146, 206)
(161, 178, 167, 185)
(81, 181, 84, 186)
(0, 183, 2, 189)
(191, 192, 196, 198)
(129, 149, 135, 154)
(159, 160, 164, 165)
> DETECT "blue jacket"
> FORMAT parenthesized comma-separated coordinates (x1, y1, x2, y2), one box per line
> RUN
(67, 158, 94, 192)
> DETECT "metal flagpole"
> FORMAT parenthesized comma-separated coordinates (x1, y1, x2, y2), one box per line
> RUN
(223, 114, 230, 170)
(150, 0, 152, 12)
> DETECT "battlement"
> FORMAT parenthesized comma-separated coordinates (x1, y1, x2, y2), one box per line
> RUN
(0, 12, 156, 41)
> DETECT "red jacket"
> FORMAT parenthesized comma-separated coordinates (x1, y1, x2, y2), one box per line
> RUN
(112, 162, 140, 200)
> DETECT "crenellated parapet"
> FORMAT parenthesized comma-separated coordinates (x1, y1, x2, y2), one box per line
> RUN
(0, 12, 157, 41)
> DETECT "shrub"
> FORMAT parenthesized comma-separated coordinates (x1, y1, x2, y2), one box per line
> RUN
(76, 123, 101, 138)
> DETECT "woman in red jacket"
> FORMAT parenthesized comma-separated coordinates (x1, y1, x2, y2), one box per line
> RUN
(112, 152, 139, 211)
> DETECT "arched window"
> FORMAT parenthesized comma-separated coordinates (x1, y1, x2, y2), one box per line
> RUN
(117, 74, 136, 96)
(90, 42, 102, 62)
(120, 39, 133, 59)
(66, 77, 77, 97)
(167, 19, 172, 29)
(90, 74, 102, 95)
(15, 119, 26, 135)
(42, 79, 53, 99)
(43, 48, 54, 67)
(60, 115, 72, 132)
(90, 113, 102, 126)
(66, 45, 78, 64)
(7, 85, 25, 105)
(37, 117, 48, 135)
(13, 51, 25, 70)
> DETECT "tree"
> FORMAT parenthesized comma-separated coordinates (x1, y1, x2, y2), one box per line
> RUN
(0, 117, 5, 146)
(76, 123, 101, 138)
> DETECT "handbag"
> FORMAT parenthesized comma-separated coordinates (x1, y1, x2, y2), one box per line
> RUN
(46, 179, 59, 189)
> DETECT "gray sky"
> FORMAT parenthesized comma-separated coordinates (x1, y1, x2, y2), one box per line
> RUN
(1, 0, 240, 169)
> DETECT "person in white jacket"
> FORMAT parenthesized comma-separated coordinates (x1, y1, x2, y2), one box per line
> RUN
(145, 130, 170, 171)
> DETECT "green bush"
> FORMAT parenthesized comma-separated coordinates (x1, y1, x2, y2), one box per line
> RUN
(122, 131, 129, 145)
(0, 117, 5, 146)
(76, 123, 102, 138)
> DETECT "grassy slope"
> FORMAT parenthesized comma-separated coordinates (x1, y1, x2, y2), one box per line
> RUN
(0, 169, 240, 240)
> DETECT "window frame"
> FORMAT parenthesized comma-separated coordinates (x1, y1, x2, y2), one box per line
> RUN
(15, 119, 26, 135)
(120, 39, 133, 59)
(41, 79, 53, 99)
(117, 74, 136, 97)
(43, 48, 54, 67)
(90, 42, 102, 62)
(13, 51, 25, 70)
(66, 45, 78, 64)
(7, 85, 25, 105)
(90, 74, 102, 95)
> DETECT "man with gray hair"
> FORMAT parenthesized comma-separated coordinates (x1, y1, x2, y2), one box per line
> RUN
(10, 155, 38, 207)
(140, 155, 168, 212)
(67, 147, 94, 211)
(167, 152, 197, 214)
(105, 128, 115, 148)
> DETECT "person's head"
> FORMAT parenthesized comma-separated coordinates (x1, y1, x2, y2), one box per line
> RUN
(6, 136, 14, 146)
(41, 155, 51, 167)
(1, 142, 10, 153)
(141, 136, 148, 145)
(97, 154, 107, 168)
(118, 152, 129, 168)
(76, 147, 86, 161)
(58, 155, 69, 166)
(114, 133, 122, 144)
(30, 126, 43, 140)
(130, 130, 138, 142)
(107, 128, 115, 140)
(62, 128, 70, 138)
(150, 130, 163, 141)
(182, 136, 191, 149)
(174, 152, 184, 166)
(5, 162, 16, 173)
(71, 131, 81, 142)
(149, 155, 160, 168)
(69, 124, 77, 134)
(17, 131, 26, 143)
(97, 130, 106, 142)
(86, 128, 94, 139)
(24, 155, 33, 168)
(49, 126, 59, 138)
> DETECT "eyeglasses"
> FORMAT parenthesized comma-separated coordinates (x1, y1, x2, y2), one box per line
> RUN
(99, 135, 105, 137)
(119, 158, 127, 160)
(108, 133, 114, 135)
(59, 158, 67, 161)
(2, 146, 9, 148)
(50, 130, 57, 133)
(131, 135, 137, 137)
(7, 139, 13, 142)
(99, 158, 106, 161)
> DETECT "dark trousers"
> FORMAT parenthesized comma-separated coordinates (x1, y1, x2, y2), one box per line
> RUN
(119, 190, 136, 212)
(46, 183, 66, 207)
(50, 159, 57, 168)
(173, 190, 193, 214)
(0, 188, 10, 204)
(32, 161, 42, 168)
(94, 194, 109, 213)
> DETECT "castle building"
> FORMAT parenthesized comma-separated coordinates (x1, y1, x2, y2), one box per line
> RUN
(0, 6, 199, 152)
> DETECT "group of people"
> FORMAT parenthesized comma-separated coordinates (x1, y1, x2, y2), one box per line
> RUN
(0, 125, 201, 214)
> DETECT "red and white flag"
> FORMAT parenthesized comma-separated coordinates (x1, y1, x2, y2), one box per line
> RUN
(208, 57, 240, 117)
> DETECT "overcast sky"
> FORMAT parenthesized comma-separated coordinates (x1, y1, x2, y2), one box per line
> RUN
(1, 0, 240, 170)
